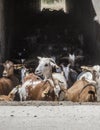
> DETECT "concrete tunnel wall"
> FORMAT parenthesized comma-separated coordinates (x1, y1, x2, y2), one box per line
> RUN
(0, 0, 5, 62)
(0, 0, 100, 63)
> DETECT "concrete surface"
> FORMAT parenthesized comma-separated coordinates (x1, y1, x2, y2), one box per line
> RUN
(0, 105, 100, 130)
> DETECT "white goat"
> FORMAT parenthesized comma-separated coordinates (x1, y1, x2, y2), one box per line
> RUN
(61, 53, 83, 67)
(35, 57, 67, 99)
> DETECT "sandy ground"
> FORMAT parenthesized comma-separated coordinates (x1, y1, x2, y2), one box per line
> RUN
(0, 101, 100, 106)
(0, 101, 100, 130)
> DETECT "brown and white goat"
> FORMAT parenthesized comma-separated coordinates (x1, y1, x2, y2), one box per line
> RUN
(18, 79, 56, 101)
(27, 80, 56, 101)
(18, 73, 42, 101)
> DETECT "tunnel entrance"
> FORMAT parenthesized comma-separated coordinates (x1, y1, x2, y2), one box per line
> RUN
(11, 10, 83, 60)
(1, 0, 100, 66)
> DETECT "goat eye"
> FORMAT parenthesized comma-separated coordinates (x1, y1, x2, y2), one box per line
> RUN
(45, 64, 48, 67)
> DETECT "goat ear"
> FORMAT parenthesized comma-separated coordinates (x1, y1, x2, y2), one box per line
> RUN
(50, 61, 59, 69)
(81, 66, 93, 71)
(49, 58, 58, 68)
(13, 64, 23, 70)
(60, 56, 69, 60)
(69, 54, 72, 57)
(49, 58, 56, 64)
(75, 56, 84, 60)
(69, 53, 75, 58)
(69, 53, 74, 56)
(37, 56, 42, 60)
(13, 64, 17, 69)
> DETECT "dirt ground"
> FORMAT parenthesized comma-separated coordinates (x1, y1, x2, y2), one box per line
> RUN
(0, 101, 100, 106)
(0, 104, 100, 130)
(0, 101, 100, 130)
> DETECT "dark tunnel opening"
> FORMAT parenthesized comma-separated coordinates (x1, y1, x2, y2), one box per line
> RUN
(1, 0, 100, 67)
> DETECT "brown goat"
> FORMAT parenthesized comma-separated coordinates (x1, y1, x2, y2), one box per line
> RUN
(64, 78, 97, 102)
(0, 95, 12, 101)
(27, 80, 56, 101)
(0, 60, 19, 95)
(0, 87, 19, 101)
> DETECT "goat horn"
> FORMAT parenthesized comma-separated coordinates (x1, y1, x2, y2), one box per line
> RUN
(81, 66, 93, 71)
(55, 64, 60, 69)
(60, 56, 69, 60)
(75, 56, 84, 60)
(13, 64, 24, 69)
(37, 56, 42, 60)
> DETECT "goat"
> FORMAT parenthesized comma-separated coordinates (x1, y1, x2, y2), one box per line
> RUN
(61, 53, 83, 67)
(64, 78, 97, 102)
(81, 65, 100, 101)
(27, 80, 56, 101)
(0, 86, 19, 101)
(18, 73, 42, 101)
(18, 79, 56, 101)
(77, 65, 100, 84)
(0, 60, 19, 95)
(60, 64, 78, 88)
(35, 57, 67, 99)
(60, 53, 83, 73)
